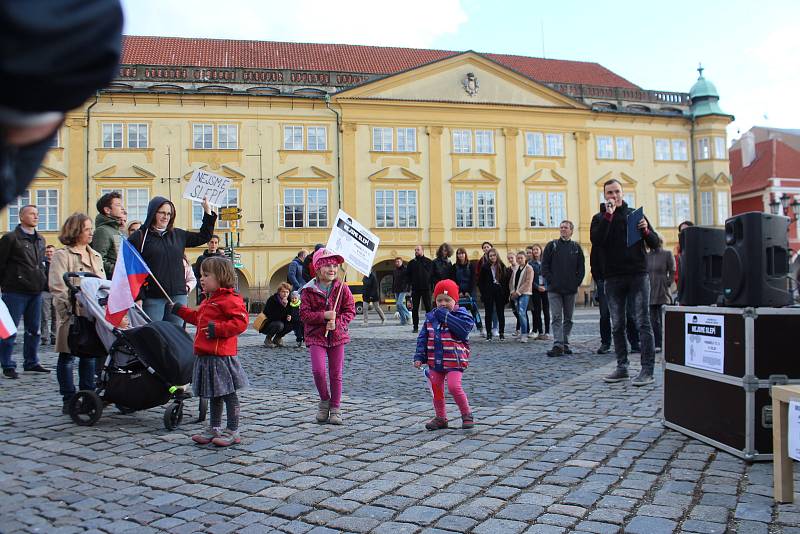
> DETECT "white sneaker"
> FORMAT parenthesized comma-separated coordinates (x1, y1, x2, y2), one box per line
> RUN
(511, 330, 520, 338)
(492, 328, 499, 337)
(519, 334, 528, 343)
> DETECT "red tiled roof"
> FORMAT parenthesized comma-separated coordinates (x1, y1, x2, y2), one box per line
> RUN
(121, 35, 641, 90)
(731, 139, 800, 196)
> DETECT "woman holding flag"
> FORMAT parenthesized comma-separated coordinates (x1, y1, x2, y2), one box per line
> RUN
(128, 196, 216, 325)
(49, 213, 105, 414)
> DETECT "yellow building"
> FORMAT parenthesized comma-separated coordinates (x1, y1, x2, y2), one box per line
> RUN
(8, 37, 732, 302)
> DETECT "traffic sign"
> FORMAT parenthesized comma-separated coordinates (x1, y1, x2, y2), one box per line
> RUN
(219, 207, 243, 221)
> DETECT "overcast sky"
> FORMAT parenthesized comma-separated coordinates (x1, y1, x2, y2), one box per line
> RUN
(120, 0, 800, 143)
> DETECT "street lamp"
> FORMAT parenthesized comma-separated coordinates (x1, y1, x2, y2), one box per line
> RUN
(771, 193, 800, 222)
(769, 195, 781, 215)
(792, 198, 800, 222)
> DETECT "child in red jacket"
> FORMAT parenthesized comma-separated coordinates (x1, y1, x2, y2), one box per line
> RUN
(300, 248, 356, 425)
(173, 257, 249, 447)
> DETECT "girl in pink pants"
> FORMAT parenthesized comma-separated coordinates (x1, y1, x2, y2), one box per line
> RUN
(300, 248, 355, 425)
(414, 279, 476, 430)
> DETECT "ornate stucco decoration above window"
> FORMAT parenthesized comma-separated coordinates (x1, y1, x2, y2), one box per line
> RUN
(462, 72, 479, 96)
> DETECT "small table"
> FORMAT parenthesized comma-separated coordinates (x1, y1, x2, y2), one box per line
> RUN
(772, 384, 800, 502)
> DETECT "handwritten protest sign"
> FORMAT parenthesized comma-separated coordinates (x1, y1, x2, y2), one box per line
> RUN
(326, 210, 379, 276)
(183, 169, 231, 206)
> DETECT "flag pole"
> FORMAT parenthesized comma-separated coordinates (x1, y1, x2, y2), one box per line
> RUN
(147, 272, 175, 307)
(122, 238, 174, 307)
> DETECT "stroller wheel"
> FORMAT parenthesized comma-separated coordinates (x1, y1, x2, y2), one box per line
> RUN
(197, 397, 208, 423)
(164, 402, 184, 431)
(70, 391, 103, 426)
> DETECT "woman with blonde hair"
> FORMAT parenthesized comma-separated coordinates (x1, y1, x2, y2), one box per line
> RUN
(49, 213, 105, 414)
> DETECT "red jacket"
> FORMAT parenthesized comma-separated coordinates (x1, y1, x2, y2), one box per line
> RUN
(174, 288, 248, 356)
(300, 279, 356, 348)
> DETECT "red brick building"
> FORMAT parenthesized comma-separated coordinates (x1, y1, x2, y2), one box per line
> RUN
(730, 127, 800, 250)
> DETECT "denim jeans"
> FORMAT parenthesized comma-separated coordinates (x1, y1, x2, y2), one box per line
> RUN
(469, 289, 483, 329)
(142, 294, 188, 326)
(549, 292, 576, 348)
(0, 292, 42, 370)
(395, 292, 411, 325)
(596, 280, 612, 346)
(516, 295, 530, 334)
(605, 273, 655, 372)
(56, 353, 96, 402)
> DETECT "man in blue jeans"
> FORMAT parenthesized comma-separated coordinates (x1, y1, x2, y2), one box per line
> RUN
(0, 205, 50, 378)
(591, 179, 660, 386)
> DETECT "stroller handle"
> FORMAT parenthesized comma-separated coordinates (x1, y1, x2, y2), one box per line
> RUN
(63, 271, 102, 293)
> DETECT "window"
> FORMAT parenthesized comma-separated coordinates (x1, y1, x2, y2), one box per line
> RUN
(283, 126, 303, 150)
(700, 191, 713, 225)
(397, 190, 417, 228)
(657, 192, 691, 227)
(452, 129, 472, 153)
(697, 137, 711, 160)
(372, 127, 393, 152)
(528, 191, 566, 228)
(128, 124, 148, 148)
(307, 189, 328, 228)
(33, 190, 58, 231)
(672, 139, 688, 160)
(596, 136, 614, 159)
(101, 187, 149, 223)
(193, 124, 213, 149)
(307, 127, 327, 151)
(102, 123, 123, 149)
(283, 189, 304, 228)
(474, 130, 494, 154)
(217, 124, 238, 150)
(49, 130, 60, 148)
(598, 191, 636, 208)
(455, 191, 474, 228)
(714, 136, 727, 160)
(194, 188, 238, 230)
(281, 188, 328, 228)
(7, 190, 31, 231)
(655, 139, 671, 161)
(716, 191, 730, 225)
(397, 128, 416, 152)
(615, 137, 633, 160)
(545, 134, 564, 157)
(476, 191, 496, 228)
(375, 190, 395, 228)
(526, 132, 544, 156)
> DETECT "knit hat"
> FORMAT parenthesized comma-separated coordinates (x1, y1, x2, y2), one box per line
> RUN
(290, 291, 300, 300)
(433, 279, 459, 301)
(312, 247, 344, 271)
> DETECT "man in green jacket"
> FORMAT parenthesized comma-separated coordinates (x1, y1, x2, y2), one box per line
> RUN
(91, 191, 124, 278)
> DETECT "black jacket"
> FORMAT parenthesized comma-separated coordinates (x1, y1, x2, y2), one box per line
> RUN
(589, 212, 606, 281)
(128, 196, 216, 298)
(478, 262, 507, 302)
(0, 226, 46, 294)
(264, 293, 291, 323)
(452, 262, 474, 295)
(406, 255, 433, 292)
(542, 238, 586, 295)
(431, 257, 452, 286)
(193, 249, 225, 279)
(590, 202, 660, 279)
(362, 273, 381, 303)
(392, 265, 409, 294)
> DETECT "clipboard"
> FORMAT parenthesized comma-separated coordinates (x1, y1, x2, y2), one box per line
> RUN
(627, 207, 644, 247)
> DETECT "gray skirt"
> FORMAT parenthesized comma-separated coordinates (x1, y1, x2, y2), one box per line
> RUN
(192, 355, 249, 398)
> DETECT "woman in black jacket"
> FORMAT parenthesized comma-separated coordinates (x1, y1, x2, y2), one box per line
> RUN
(128, 195, 216, 325)
(362, 271, 385, 325)
(452, 247, 483, 334)
(262, 282, 295, 347)
(478, 248, 507, 341)
(431, 243, 454, 286)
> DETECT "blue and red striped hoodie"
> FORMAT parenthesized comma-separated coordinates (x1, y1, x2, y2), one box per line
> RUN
(414, 306, 474, 372)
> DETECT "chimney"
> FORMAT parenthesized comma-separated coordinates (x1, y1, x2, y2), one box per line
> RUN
(742, 131, 756, 167)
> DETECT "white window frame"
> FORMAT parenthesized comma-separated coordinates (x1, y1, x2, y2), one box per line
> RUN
(697, 137, 711, 160)
(455, 190, 474, 228)
(657, 192, 691, 228)
(283, 188, 305, 228)
(217, 124, 238, 150)
(375, 190, 395, 228)
(672, 139, 688, 160)
(527, 191, 566, 228)
(128, 123, 148, 149)
(193, 124, 213, 150)
(615, 137, 633, 160)
(397, 190, 417, 228)
(526, 132, 544, 156)
(476, 191, 496, 228)
(545, 133, 564, 157)
(716, 191, 730, 225)
(49, 129, 60, 148)
(101, 187, 149, 223)
(194, 188, 238, 229)
(7, 190, 31, 231)
(474, 130, 494, 154)
(714, 136, 727, 160)
(307, 127, 327, 151)
(283, 125, 304, 151)
(306, 188, 328, 228)
(700, 191, 713, 225)
(596, 135, 614, 159)
(102, 123, 123, 149)
(34, 189, 59, 232)
(655, 138, 671, 161)
(452, 129, 472, 154)
(396, 128, 416, 152)
(372, 127, 393, 152)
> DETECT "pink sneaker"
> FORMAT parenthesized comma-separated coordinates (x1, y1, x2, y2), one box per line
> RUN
(191, 427, 222, 445)
(212, 430, 241, 447)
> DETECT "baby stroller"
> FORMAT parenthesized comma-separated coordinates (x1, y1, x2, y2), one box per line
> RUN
(64, 272, 206, 430)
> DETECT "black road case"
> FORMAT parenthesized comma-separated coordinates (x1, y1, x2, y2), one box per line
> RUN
(663, 305, 800, 461)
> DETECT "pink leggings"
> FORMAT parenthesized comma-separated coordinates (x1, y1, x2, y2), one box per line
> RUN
(309, 344, 345, 408)
(428, 370, 471, 420)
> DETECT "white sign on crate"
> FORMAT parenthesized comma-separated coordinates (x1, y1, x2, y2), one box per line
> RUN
(684, 313, 725, 374)
(183, 169, 231, 206)
(325, 210, 379, 276)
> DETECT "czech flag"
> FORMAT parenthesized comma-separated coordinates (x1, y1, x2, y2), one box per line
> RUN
(0, 300, 17, 340)
(105, 239, 152, 326)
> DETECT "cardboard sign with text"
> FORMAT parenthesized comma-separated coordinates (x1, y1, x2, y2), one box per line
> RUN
(326, 210, 379, 276)
(183, 169, 231, 206)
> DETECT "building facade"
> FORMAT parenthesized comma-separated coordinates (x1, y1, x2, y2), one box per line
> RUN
(5, 37, 733, 300)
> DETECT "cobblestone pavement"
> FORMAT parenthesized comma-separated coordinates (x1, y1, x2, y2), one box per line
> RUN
(1, 308, 798, 533)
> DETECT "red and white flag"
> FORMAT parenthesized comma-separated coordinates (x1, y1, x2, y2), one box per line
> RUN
(105, 239, 152, 326)
(0, 300, 17, 339)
